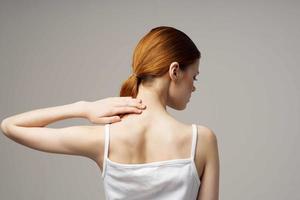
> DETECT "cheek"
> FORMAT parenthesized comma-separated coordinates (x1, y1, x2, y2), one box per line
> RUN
(170, 75, 194, 96)
(183, 76, 194, 90)
(177, 79, 193, 97)
(169, 81, 187, 97)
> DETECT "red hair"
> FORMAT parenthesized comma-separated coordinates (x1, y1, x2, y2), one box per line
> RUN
(119, 26, 201, 98)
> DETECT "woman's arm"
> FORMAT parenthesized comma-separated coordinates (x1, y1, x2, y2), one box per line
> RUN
(0, 97, 146, 161)
(0, 101, 102, 160)
(1, 100, 85, 129)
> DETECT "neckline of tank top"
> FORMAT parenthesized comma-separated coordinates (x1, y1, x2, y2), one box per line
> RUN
(105, 156, 194, 168)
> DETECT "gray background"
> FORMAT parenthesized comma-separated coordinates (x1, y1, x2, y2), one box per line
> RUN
(0, 0, 299, 199)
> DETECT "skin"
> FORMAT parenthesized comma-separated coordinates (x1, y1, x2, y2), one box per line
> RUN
(1, 58, 219, 200)
(109, 59, 219, 199)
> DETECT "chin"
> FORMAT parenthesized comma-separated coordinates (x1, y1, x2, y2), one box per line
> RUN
(167, 99, 188, 110)
(173, 104, 187, 110)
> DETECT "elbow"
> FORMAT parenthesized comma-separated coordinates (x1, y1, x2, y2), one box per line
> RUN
(1, 118, 12, 136)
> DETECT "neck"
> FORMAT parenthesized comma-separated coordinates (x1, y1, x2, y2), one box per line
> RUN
(136, 84, 167, 114)
(121, 80, 171, 120)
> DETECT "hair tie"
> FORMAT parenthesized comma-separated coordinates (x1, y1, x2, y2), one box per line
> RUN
(132, 72, 140, 79)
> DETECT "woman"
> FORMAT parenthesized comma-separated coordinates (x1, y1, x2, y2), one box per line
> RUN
(1, 26, 219, 200)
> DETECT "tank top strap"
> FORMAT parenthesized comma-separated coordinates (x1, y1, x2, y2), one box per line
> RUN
(190, 124, 198, 160)
(101, 123, 110, 178)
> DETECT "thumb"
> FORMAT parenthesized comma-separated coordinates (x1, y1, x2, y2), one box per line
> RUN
(95, 116, 121, 124)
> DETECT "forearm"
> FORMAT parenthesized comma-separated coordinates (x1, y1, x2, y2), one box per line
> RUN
(1, 101, 86, 129)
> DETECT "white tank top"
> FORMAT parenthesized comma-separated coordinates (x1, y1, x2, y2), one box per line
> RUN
(100, 123, 201, 200)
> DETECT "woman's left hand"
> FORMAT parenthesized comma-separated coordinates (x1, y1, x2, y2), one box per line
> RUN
(82, 97, 146, 124)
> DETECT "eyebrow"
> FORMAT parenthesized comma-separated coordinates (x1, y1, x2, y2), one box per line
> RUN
(196, 71, 200, 74)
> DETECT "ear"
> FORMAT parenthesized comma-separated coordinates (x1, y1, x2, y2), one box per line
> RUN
(169, 62, 182, 81)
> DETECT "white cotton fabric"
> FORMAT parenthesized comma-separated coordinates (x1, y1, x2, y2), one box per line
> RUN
(101, 123, 201, 200)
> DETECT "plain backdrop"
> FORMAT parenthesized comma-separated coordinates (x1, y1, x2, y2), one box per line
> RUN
(0, 0, 299, 199)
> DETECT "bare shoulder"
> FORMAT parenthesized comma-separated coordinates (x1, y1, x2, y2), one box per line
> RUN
(193, 124, 219, 177)
(196, 125, 218, 156)
(197, 125, 218, 144)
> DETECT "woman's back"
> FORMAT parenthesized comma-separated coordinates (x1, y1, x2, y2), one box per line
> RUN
(97, 112, 208, 199)
(102, 114, 205, 174)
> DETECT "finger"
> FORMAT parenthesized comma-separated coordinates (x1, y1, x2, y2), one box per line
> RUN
(134, 98, 142, 103)
(94, 116, 121, 124)
(113, 107, 143, 115)
(135, 100, 146, 109)
(127, 98, 145, 109)
(113, 96, 134, 105)
(108, 116, 122, 123)
(122, 96, 133, 100)
(116, 98, 145, 109)
(120, 96, 133, 100)
(111, 96, 132, 102)
(125, 97, 142, 104)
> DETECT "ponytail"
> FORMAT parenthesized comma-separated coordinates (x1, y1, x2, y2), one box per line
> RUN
(119, 73, 141, 98)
